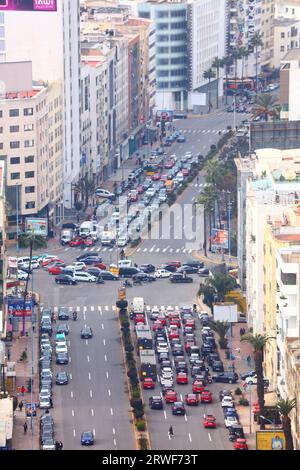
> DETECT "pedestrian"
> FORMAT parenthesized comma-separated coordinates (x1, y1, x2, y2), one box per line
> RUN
(246, 355, 251, 367)
(240, 327, 244, 337)
(21, 385, 26, 396)
(197, 175, 200, 184)
(19, 401, 24, 412)
(50, 397, 53, 409)
(134, 263, 138, 268)
(55, 441, 60, 451)
(23, 422, 28, 434)
(59, 441, 63, 451)
(168, 426, 174, 438)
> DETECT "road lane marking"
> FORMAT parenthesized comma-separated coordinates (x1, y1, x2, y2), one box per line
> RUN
(113, 428, 116, 435)
(72, 409, 75, 417)
(88, 373, 91, 381)
(103, 339, 106, 346)
(68, 341, 71, 347)
(143, 248, 148, 252)
(208, 433, 212, 442)
(105, 306, 109, 311)
(114, 439, 117, 446)
(93, 428, 96, 437)
(69, 356, 72, 363)
(83, 312, 86, 321)
(106, 371, 109, 379)
(104, 354, 107, 362)
(76, 306, 80, 312)
(162, 246, 169, 253)
(90, 390, 93, 398)
(108, 389, 111, 396)
(164, 411, 167, 420)
(189, 433, 192, 443)
(110, 408, 114, 416)
(149, 244, 156, 252)
(180, 394, 183, 401)
(102, 323, 104, 330)
(70, 373, 72, 380)
(91, 409, 94, 417)
(87, 355, 90, 362)
(184, 415, 187, 422)
(71, 391, 73, 398)
(156, 248, 160, 252)
(73, 429, 76, 437)
(85, 340, 88, 345)
(91, 306, 94, 312)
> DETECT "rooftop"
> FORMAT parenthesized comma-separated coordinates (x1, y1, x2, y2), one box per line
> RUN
(281, 48, 300, 62)
(274, 18, 300, 27)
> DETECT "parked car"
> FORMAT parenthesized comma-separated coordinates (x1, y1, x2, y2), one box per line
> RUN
(55, 275, 77, 286)
(212, 372, 239, 384)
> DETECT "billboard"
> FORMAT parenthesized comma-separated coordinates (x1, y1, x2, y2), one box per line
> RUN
(256, 431, 286, 450)
(214, 303, 238, 323)
(211, 229, 229, 251)
(0, 0, 57, 11)
(7, 297, 32, 317)
(25, 218, 48, 237)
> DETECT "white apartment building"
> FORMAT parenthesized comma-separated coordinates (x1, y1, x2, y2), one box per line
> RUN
(273, 18, 300, 67)
(237, 148, 300, 332)
(2, 1, 81, 210)
(280, 48, 300, 121)
(0, 62, 63, 234)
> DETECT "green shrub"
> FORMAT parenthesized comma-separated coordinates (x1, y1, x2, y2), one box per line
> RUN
(235, 387, 243, 396)
(130, 376, 139, 388)
(134, 408, 145, 419)
(136, 419, 146, 432)
(125, 343, 134, 353)
(126, 352, 134, 362)
(239, 398, 249, 406)
(130, 398, 143, 410)
(127, 368, 138, 380)
(139, 438, 149, 451)
(131, 389, 141, 399)
(167, 193, 176, 206)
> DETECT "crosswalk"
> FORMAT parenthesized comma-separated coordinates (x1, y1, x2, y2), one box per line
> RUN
(180, 128, 227, 135)
(52, 304, 184, 314)
(62, 245, 194, 255)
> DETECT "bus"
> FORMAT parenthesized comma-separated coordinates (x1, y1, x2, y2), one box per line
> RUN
(224, 78, 255, 95)
(143, 161, 162, 176)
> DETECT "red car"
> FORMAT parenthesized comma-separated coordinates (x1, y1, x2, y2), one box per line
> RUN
(234, 439, 248, 450)
(152, 321, 163, 332)
(168, 327, 179, 340)
(94, 262, 107, 270)
(42, 257, 61, 267)
(164, 261, 181, 268)
(151, 173, 161, 181)
(201, 390, 212, 403)
(185, 340, 195, 353)
(69, 237, 84, 247)
(185, 319, 195, 330)
(203, 415, 216, 428)
(134, 314, 145, 325)
(48, 265, 65, 276)
(160, 173, 168, 182)
(182, 168, 189, 177)
(185, 393, 199, 406)
(176, 372, 188, 384)
(143, 378, 155, 390)
(169, 317, 181, 328)
(165, 390, 177, 403)
(136, 185, 144, 194)
(157, 315, 166, 326)
(83, 237, 95, 246)
(164, 160, 174, 169)
(192, 380, 205, 394)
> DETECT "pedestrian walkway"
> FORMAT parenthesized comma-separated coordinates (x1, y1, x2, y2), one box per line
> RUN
(192, 248, 238, 268)
(51, 304, 184, 315)
(62, 245, 194, 255)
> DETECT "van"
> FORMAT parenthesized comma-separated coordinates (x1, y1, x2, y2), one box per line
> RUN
(132, 297, 145, 315)
(118, 260, 132, 269)
(119, 267, 140, 278)
(79, 221, 94, 238)
(18, 257, 31, 265)
(95, 188, 115, 199)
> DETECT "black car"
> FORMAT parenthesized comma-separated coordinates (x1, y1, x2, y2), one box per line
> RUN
(100, 271, 119, 281)
(132, 273, 156, 283)
(56, 353, 69, 365)
(81, 326, 93, 339)
(82, 257, 102, 266)
(40, 414, 54, 428)
(212, 360, 224, 372)
(149, 396, 163, 410)
(183, 261, 204, 269)
(201, 344, 215, 355)
(158, 352, 169, 363)
(198, 268, 210, 277)
(212, 372, 239, 384)
(176, 135, 186, 143)
(160, 360, 172, 371)
(207, 353, 220, 366)
(228, 425, 245, 442)
(39, 360, 52, 371)
(76, 253, 100, 262)
(172, 346, 184, 357)
(40, 324, 52, 335)
(240, 370, 256, 381)
(170, 273, 193, 284)
(162, 264, 177, 273)
(176, 362, 188, 373)
(172, 401, 186, 416)
(140, 264, 155, 273)
(119, 267, 141, 278)
(55, 275, 77, 286)
(57, 323, 69, 335)
(87, 267, 102, 277)
(40, 430, 54, 445)
(55, 371, 69, 385)
(58, 307, 69, 321)
(177, 265, 198, 274)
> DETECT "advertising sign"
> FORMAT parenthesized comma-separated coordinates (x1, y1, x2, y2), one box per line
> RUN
(0, 0, 57, 11)
(8, 257, 17, 269)
(25, 218, 48, 237)
(7, 297, 32, 317)
(211, 229, 229, 251)
(26, 402, 37, 417)
(256, 431, 286, 450)
(155, 110, 174, 122)
(214, 303, 238, 323)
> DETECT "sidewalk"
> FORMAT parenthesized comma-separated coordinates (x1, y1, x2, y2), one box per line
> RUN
(9, 318, 40, 450)
(192, 248, 238, 268)
(197, 295, 258, 450)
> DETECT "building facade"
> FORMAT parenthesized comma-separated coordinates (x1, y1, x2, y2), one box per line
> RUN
(280, 48, 300, 121)
(273, 18, 300, 68)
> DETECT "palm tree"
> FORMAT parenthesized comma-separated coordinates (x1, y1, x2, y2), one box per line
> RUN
(250, 32, 263, 93)
(238, 46, 250, 91)
(74, 174, 96, 209)
(204, 160, 223, 226)
(212, 57, 224, 109)
(208, 320, 230, 349)
(241, 333, 275, 422)
(277, 398, 296, 450)
(205, 272, 237, 302)
(198, 284, 215, 311)
(203, 68, 216, 112)
(254, 94, 280, 121)
(222, 55, 234, 105)
(197, 184, 216, 255)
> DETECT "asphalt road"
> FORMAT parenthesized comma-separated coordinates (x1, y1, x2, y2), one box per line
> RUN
(31, 110, 246, 450)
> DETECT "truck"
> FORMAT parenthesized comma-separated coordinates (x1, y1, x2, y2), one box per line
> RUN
(132, 297, 145, 315)
(60, 229, 74, 245)
(101, 230, 115, 246)
(79, 221, 94, 238)
(140, 349, 157, 381)
(135, 324, 153, 350)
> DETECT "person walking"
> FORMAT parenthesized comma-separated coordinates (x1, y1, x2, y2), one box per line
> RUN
(59, 441, 63, 451)
(19, 401, 24, 413)
(168, 426, 174, 438)
(23, 422, 28, 434)
(50, 397, 53, 409)
(21, 385, 26, 397)
(55, 441, 60, 451)
(246, 355, 251, 367)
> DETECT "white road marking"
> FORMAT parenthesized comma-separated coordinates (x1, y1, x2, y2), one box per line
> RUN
(73, 429, 76, 437)
(114, 439, 117, 446)
(113, 428, 116, 435)
(184, 414, 187, 422)
(109, 248, 113, 252)
(110, 408, 114, 416)
(105, 306, 109, 311)
(168, 434, 171, 441)
(106, 371, 109, 379)
(169, 248, 173, 253)
(104, 354, 107, 362)
(72, 409, 75, 417)
(70, 373, 72, 380)
(68, 341, 71, 347)
(97, 247, 101, 252)
(102, 323, 104, 330)
(90, 306, 94, 312)
(90, 390, 93, 398)
(83, 313, 86, 321)
(85, 339, 88, 345)
(156, 248, 160, 253)
(136, 248, 141, 252)
(76, 306, 80, 312)
(208, 433, 212, 442)
(93, 429, 96, 437)
(69, 356, 72, 363)
(108, 389, 111, 396)
(87, 355, 90, 362)
(143, 248, 148, 252)
(103, 339, 106, 346)
(180, 394, 183, 401)
(176, 249, 180, 253)
(164, 411, 167, 420)
(149, 244, 156, 252)
(91, 409, 94, 417)
(162, 246, 169, 253)
(88, 373, 91, 381)
(71, 391, 73, 398)
(189, 433, 192, 443)
(102, 247, 107, 252)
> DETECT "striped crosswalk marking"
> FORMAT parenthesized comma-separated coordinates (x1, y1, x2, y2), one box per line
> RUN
(90, 306, 94, 312)
(105, 306, 109, 311)
(156, 248, 160, 253)
(176, 249, 180, 253)
(143, 248, 148, 253)
(169, 248, 173, 253)
(136, 248, 141, 252)
(102, 247, 107, 252)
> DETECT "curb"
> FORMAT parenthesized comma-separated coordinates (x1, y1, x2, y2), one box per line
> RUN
(125, 238, 145, 258)
(191, 250, 238, 268)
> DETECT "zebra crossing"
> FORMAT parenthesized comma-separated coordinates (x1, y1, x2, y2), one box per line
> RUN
(62, 245, 194, 255)
(180, 128, 226, 135)
(52, 304, 183, 314)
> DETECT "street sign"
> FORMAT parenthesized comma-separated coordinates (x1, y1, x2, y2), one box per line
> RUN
(7, 297, 32, 317)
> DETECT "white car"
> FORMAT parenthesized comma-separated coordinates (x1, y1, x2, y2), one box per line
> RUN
(245, 375, 260, 385)
(95, 188, 115, 199)
(39, 390, 51, 402)
(146, 188, 156, 197)
(176, 172, 184, 182)
(39, 396, 51, 409)
(224, 415, 239, 428)
(154, 269, 171, 279)
(55, 344, 68, 355)
(66, 262, 86, 271)
(161, 368, 174, 380)
(156, 342, 169, 354)
(18, 270, 29, 281)
(185, 151, 193, 160)
(18, 260, 40, 270)
(117, 236, 128, 247)
(73, 271, 96, 283)
(221, 396, 234, 408)
(160, 377, 174, 387)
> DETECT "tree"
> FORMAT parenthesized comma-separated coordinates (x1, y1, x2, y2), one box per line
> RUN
(74, 174, 95, 209)
(208, 320, 230, 349)
(254, 94, 280, 122)
(222, 55, 234, 105)
(212, 57, 224, 109)
(250, 32, 263, 93)
(241, 333, 275, 423)
(277, 398, 296, 450)
(198, 284, 215, 311)
(238, 46, 250, 90)
(203, 68, 216, 112)
(19, 233, 47, 250)
(197, 184, 216, 255)
(205, 272, 237, 302)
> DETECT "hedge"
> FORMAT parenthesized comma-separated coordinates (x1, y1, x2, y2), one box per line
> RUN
(136, 419, 146, 432)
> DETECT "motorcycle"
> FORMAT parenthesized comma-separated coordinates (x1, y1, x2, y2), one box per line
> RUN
(72, 312, 77, 321)
(123, 280, 132, 288)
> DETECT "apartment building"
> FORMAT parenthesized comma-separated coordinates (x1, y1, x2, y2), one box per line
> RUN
(235, 148, 300, 332)
(260, 0, 275, 69)
(280, 48, 300, 121)
(273, 18, 300, 67)
(0, 62, 64, 235)
(285, 337, 300, 449)
(0, 166, 6, 339)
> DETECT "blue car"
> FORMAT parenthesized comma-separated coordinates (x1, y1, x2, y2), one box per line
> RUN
(81, 431, 94, 446)
(223, 407, 239, 419)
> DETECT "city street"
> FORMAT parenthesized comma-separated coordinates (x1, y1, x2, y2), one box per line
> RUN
(29, 111, 245, 450)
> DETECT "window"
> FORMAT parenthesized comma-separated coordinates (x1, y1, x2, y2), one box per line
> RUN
(25, 171, 35, 178)
(0, 126, 2, 133)
(170, 9, 186, 18)
(280, 271, 296, 285)
(157, 23, 169, 30)
(139, 11, 150, 19)
(24, 124, 34, 132)
(25, 186, 35, 194)
(24, 140, 34, 148)
(11, 172, 20, 180)
(157, 70, 169, 77)
(280, 45, 285, 52)
(0, 143, 3, 150)
(158, 58, 169, 65)
(281, 32, 285, 38)
(157, 35, 169, 42)
(10, 141, 20, 149)
(25, 201, 35, 210)
(9, 109, 19, 117)
(0, 110, 2, 118)
(157, 11, 169, 18)
(10, 157, 20, 165)
(157, 46, 169, 53)
(10, 125, 19, 133)
(24, 108, 33, 116)
(25, 155, 34, 164)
